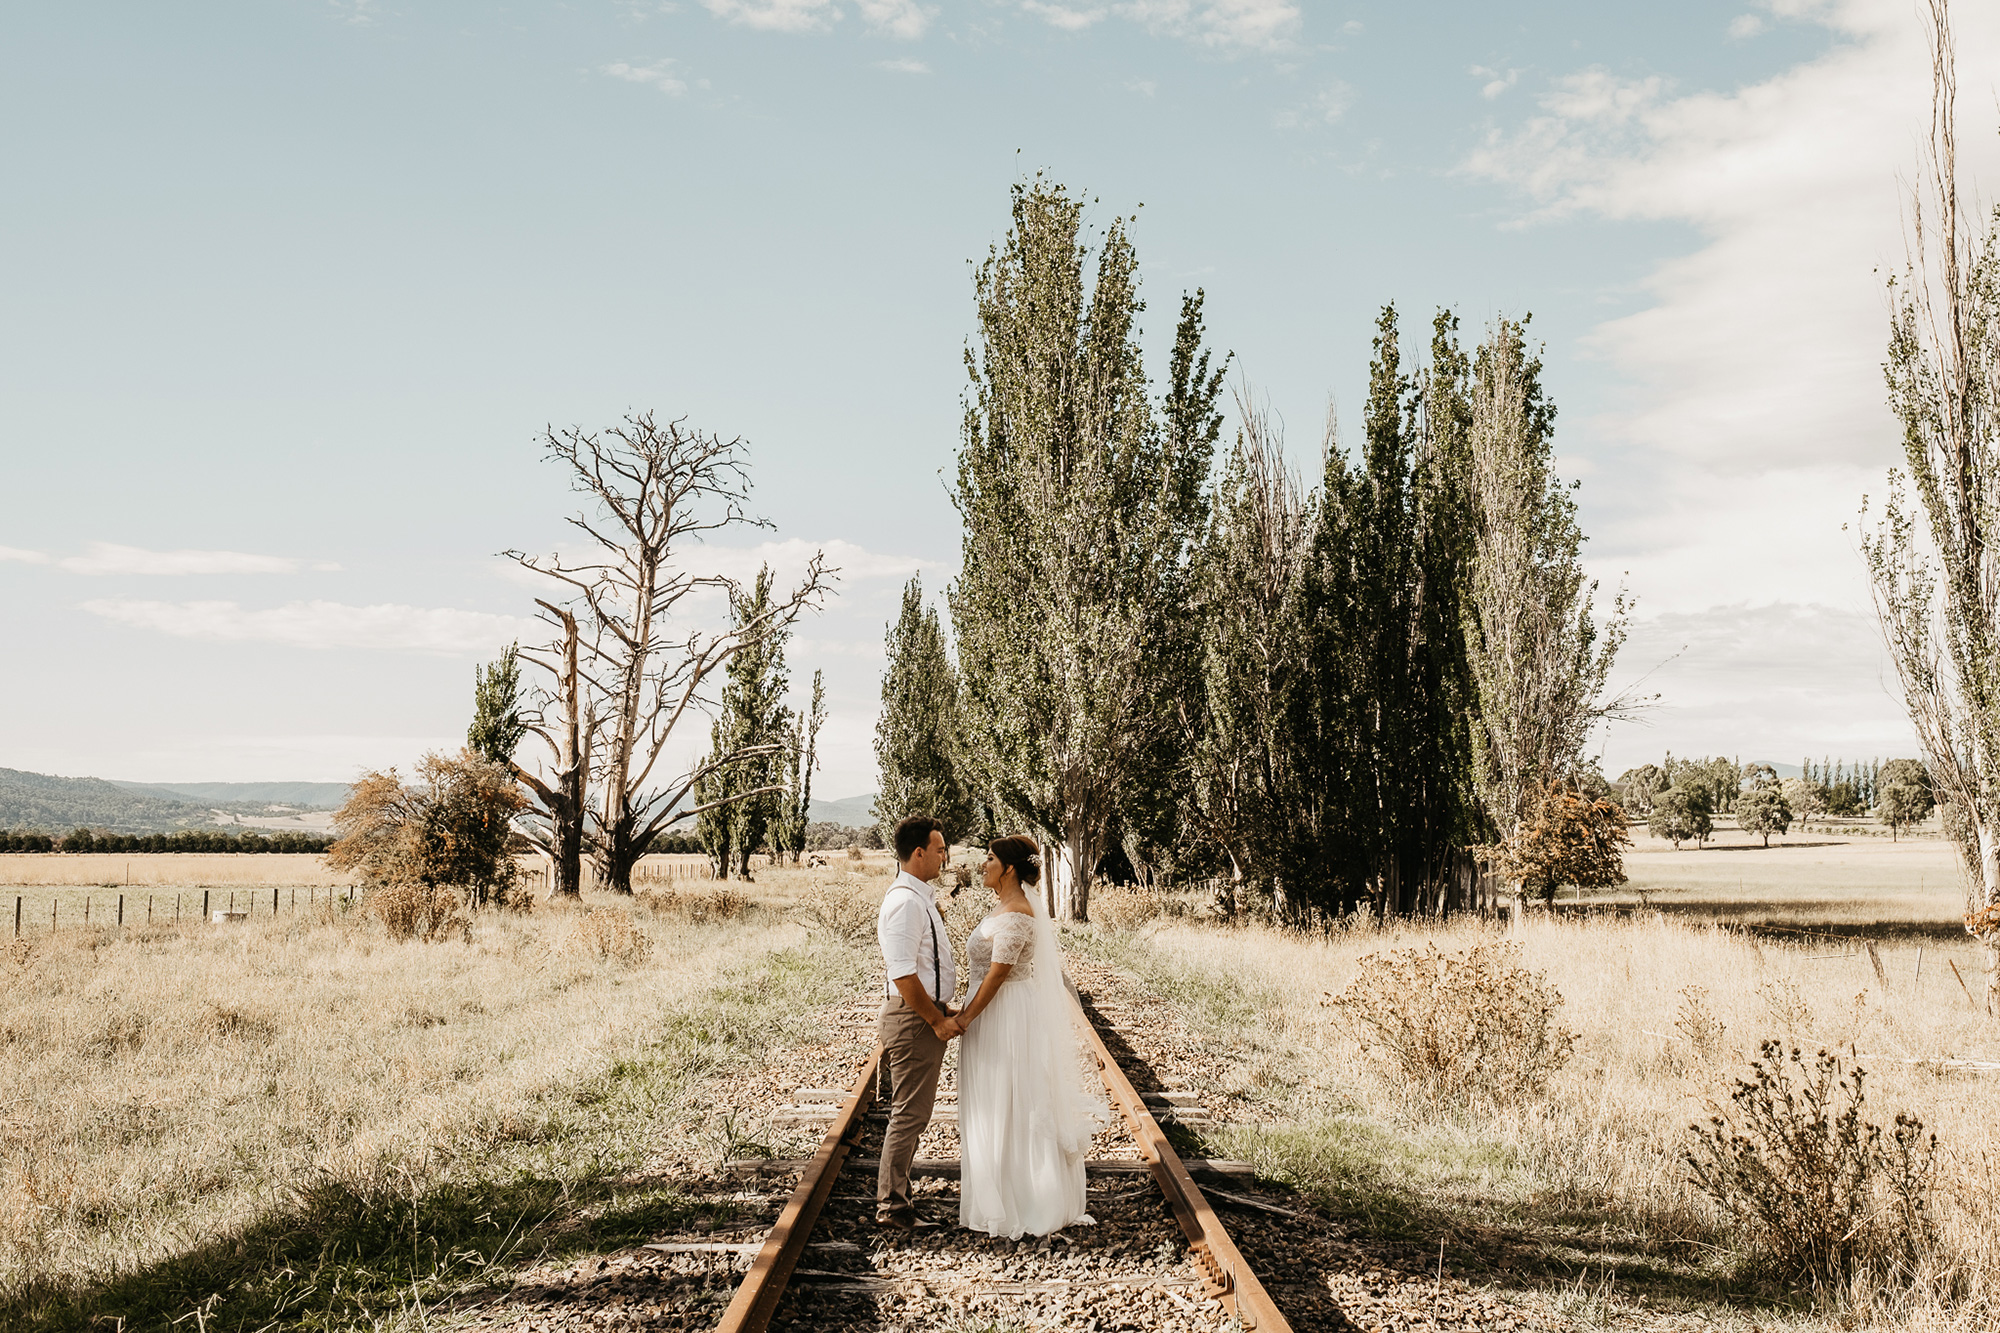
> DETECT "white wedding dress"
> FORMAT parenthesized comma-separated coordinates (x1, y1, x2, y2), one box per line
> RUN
(957, 907, 1101, 1238)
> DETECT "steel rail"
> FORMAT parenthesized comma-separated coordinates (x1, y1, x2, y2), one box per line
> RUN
(1068, 986, 1295, 1333)
(718, 986, 1294, 1333)
(713, 1044, 882, 1333)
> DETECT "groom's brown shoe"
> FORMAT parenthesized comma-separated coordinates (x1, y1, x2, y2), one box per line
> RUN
(875, 1213, 916, 1231)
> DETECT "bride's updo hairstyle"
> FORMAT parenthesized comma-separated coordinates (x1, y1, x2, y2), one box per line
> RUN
(988, 835, 1041, 888)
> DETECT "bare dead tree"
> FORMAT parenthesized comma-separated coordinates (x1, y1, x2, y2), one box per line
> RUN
(508, 412, 833, 894)
(1862, 0, 2000, 1008)
(513, 600, 595, 898)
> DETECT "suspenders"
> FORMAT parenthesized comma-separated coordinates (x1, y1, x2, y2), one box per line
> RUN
(893, 885, 943, 1001)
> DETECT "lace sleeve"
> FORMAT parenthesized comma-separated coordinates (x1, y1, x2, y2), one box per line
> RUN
(989, 913, 1036, 966)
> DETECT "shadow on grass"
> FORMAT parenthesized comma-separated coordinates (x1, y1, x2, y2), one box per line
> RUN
(9, 1167, 746, 1333)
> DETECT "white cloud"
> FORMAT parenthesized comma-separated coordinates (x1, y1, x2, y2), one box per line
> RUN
(1, 542, 339, 575)
(602, 60, 689, 95)
(686, 536, 939, 585)
(1113, 0, 1300, 51)
(80, 599, 541, 656)
(1729, 13, 1768, 38)
(1126, 78, 1158, 96)
(1273, 80, 1353, 129)
(325, 0, 378, 27)
(66, 543, 341, 576)
(1599, 602, 1914, 774)
(1022, 1, 1105, 32)
(1469, 64, 1520, 99)
(1466, 0, 2000, 755)
(702, 0, 839, 32)
(858, 0, 932, 39)
(877, 57, 931, 74)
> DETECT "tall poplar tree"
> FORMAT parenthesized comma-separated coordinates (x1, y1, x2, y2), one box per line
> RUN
(694, 567, 793, 880)
(1862, 0, 2000, 1008)
(873, 575, 974, 842)
(1183, 390, 1311, 910)
(952, 178, 1222, 920)
(1462, 317, 1625, 894)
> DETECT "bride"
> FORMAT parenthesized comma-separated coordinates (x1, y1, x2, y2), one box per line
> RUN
(945, 835, 1103, 1237)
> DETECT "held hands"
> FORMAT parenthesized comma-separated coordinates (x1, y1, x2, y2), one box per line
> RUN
(932, 1012, 965, 1041)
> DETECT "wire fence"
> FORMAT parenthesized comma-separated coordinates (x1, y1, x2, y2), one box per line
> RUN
(9, 884, 364, 936)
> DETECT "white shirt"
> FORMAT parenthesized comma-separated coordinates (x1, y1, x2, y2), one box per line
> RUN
(877, 869, 956, 1004)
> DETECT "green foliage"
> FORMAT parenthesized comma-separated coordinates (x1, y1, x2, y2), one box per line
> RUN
(1648, 786, 1713, 848)
(1876, 757, 1934, 838)
(1462, 316, 1625, 855)
(951, 178, 1219, 919)
(772, 670, 825, 865)
(1686, 1041, 1936, 1288)
(695, 567, 792, 880)
(1277, 306, 1488, 917)
(38, 828, 333, 854)
(1613, 763, 1667, 815)
(873, 577, 974, 843)
(467, 643, 528, 764)
(1734, 784, 1793, 846)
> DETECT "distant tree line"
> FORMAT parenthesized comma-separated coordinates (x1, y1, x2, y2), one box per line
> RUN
(873, 178, 1632, 922)
(0, 828, 336, 853)
(1612, 755, 1937, 848)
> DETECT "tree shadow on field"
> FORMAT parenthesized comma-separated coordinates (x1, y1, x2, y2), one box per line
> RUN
(5, 1162, 764, 1333)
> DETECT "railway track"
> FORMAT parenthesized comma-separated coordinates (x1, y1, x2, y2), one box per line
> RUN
(709, 977, 1294, 1333)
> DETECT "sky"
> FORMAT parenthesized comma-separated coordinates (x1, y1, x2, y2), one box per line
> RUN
(2, 0, 1996, 799)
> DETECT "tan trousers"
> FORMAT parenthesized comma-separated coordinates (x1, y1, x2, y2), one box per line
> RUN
(875, 993, 946, 1221)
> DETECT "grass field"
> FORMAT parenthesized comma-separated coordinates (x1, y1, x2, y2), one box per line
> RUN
(1080, 870, 2000, 1328)
(17, 841, 2000, 1329)
(1602, 821, 1968, 934)
(0, 870, 874, 1332)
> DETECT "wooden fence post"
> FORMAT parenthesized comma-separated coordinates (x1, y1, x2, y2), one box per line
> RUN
(272, 888, 278, 916)
(12, 897, 18, 938)
(118, 894, 124, 926)
(203, 890, 210, 919)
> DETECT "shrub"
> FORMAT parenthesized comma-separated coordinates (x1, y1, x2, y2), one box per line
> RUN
(1329, 940, 1577, 1111)
(560, 907, 652, 965)
(1685, 1040, 1937, 1288)
(643, 886, 749, 925)
(1674, 985, 1728, 1061)
(1091, 883, 1169, 930)
(797, 877, 881, 945)
(364, 880, 471, 943)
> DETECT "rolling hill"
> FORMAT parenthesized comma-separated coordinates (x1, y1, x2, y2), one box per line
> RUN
(0, 768, 345, 835)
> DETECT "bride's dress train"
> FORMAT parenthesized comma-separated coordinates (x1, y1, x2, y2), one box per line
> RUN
(957, 909, 1100, 1238)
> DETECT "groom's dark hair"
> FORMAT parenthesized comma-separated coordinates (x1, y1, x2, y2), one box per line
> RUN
(894, 814, 945, 863)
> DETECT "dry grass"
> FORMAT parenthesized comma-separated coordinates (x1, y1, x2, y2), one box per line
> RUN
(0, 869, 871, 1329)
(1608, 827, 1963, 930)
(0, 853, 356, 888)
(1081, 909, 2000, 1325)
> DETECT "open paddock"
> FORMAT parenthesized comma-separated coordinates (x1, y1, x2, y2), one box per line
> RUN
(1581, 824, 1968, 934)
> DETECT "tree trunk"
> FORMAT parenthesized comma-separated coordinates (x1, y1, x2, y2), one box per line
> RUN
(518, 604, 591, 901)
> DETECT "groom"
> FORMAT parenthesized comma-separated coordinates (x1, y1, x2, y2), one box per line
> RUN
(874, 813, 959, 1230)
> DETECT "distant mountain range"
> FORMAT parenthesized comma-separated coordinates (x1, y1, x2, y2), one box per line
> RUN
(0, 768, 345, 835)
(108, 779, 351, 807)
(809, 793, 877, 827)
